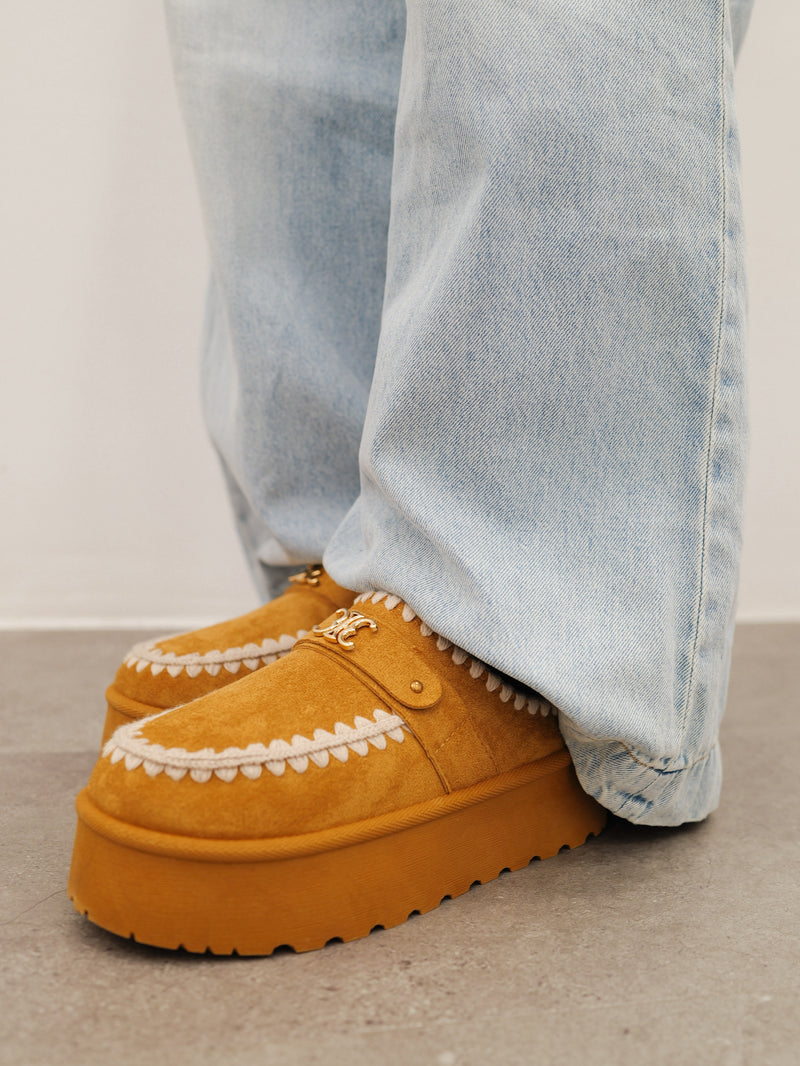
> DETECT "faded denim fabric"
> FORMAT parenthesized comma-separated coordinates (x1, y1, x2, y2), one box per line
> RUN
(165, 0, 754, 826)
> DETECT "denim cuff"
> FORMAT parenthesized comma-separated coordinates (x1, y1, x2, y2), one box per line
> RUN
(560, 719, 722, 827)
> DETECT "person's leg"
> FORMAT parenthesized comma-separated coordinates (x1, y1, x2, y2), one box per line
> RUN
(164, 0, 405, 599)
(325, 0, 751, 826)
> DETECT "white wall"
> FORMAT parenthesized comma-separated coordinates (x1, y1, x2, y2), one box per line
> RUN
(0, 2, 797, 627)
(735, 2, 800, 620)
(0, 3, 255, 626)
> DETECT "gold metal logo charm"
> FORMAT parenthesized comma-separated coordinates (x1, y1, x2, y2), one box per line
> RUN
(288, 564, 324, 588)
(312, 608, 378, 650)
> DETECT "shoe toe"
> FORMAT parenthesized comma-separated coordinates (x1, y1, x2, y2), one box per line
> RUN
(92, 648, 442, 840)
(102, 568, 354, 741)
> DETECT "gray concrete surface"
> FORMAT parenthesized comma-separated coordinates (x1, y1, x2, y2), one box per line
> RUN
(1, 624, 797, 1066)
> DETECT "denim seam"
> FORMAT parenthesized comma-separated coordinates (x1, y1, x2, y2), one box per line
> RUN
(683, 0, 729, 724)
(617, 740, 714, 778)
(564, 718, 716, 776)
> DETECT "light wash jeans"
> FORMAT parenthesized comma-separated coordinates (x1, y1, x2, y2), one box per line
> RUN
(165, 0, 754, 826)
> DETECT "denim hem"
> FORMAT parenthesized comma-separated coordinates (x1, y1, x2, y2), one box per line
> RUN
(559, 719, 722, 828)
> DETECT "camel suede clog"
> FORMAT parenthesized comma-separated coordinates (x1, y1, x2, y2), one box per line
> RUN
(70, 590, 606, 954)
(102, 566, 353, 743)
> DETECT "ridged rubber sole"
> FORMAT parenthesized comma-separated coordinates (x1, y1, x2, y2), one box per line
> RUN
(68, 752, 606, 955)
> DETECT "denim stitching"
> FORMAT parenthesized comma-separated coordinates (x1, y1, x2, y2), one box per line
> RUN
(684, 1, 729, 723)
(564, 718, 716, 776)
(619, 741, 714, 777)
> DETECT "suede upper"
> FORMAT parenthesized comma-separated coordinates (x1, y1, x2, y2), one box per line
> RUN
(92, 592, 565, 840)
(107, 568, 353, 713)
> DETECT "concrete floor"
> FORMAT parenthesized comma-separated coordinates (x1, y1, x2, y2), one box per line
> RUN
(0, 624, 797, 1066)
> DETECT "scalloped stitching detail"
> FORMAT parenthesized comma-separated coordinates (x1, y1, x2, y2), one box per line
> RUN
(103, 709, 407, 782)
(353, 590, 555, 718)
(124, 631, 304, 677)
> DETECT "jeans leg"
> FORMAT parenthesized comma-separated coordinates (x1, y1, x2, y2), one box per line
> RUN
(325, 0, 747, 825)
(164, 0, 405, 598)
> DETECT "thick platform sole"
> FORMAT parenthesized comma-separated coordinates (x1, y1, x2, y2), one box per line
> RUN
(68, 752, 606, 955)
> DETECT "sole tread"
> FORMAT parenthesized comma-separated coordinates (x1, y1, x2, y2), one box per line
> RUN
(68, 763, 607, 955)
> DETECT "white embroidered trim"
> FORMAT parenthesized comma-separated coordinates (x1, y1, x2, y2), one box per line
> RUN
(103, 708, 406, 783)
(353, 591, 555, 718)
(124, 631, 303, 678)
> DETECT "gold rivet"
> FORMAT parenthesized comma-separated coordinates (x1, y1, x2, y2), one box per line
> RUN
(410, 680, 424, 693)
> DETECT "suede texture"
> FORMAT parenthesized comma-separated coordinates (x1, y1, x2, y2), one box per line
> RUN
(108, 571, 353, 713)
(89, 597, 567, 841)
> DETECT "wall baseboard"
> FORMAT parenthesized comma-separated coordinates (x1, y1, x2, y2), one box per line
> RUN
(0, 617, 224, 632)
(1, 614, 798, 632)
